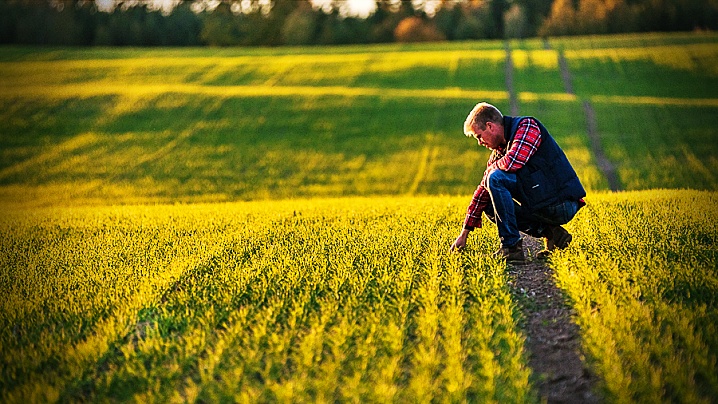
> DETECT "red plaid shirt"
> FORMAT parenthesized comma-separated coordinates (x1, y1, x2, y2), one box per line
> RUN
(463, 117, 542, 230)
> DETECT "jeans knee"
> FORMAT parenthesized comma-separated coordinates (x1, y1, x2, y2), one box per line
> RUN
(486, 169, 511, 191)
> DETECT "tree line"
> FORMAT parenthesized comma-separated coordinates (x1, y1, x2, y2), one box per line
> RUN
(1, 0, 715, 47)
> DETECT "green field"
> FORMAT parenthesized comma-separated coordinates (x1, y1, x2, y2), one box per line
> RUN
(1, 32, 718, 402)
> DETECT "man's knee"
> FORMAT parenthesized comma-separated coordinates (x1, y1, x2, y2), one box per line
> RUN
(486, 169, 515, 191)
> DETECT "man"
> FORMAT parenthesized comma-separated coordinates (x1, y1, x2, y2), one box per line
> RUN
(450, 102, 586, 263)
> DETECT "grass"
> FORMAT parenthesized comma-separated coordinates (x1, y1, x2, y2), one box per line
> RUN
(552, 190, 718, 402)
(0, 94, 490, 207)
(0, 51, 507, 90)
(591, 103, 718, 190)
(1, 191, 716, 402)
(0, 197, 533, 402)
(564, 43, 718, 99)
(2, 34, 713, 209)
(549, 31, 718, 49)
(511, 49, 566, 94)
(516, 100, 609, 191)
(1, 90, 620, 208)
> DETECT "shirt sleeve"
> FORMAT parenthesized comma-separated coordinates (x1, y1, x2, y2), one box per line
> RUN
(463, 151, 502, 230)
(463, 184, 490, 230)
(491, 117, 542, 173)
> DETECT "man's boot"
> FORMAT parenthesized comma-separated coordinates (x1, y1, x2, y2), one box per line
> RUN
(494, 239, 525, 264)
(537, 225, 572, 258)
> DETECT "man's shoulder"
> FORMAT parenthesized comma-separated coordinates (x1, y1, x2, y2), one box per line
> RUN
(506, 116, 540, 130)
(510, 116, 542, 135)
(516, 116, 539, 125)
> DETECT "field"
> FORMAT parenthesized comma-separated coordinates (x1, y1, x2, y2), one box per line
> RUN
(1, 32, 718, 402)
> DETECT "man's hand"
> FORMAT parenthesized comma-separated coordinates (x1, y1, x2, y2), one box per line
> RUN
(450, 229, 471, 252)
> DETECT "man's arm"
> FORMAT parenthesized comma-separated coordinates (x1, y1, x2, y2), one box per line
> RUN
(450, 227, 472, 252)
(451, 168, 493, 252)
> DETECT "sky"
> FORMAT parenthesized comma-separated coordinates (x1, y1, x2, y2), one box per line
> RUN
(313, 0, 377, 18)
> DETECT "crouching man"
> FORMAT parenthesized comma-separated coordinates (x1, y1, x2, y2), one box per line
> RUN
(450, 102, 586, 263)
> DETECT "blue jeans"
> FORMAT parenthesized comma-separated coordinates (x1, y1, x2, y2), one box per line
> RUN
(485, 169, 580, 248)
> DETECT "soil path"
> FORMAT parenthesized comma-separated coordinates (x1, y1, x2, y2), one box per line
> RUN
(509, 237, 601, 403)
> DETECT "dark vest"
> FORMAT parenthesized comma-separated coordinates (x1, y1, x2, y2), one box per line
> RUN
(504, 116, 586, 211)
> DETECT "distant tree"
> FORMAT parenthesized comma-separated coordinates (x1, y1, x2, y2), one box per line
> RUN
(364, 0, 419, 43)
(140, 7, 165, 46)
(261, 0, 303, 46)
(394, 15, 446, 42)
(1, 0, 716, 47)
(367, 4, 404, 43)
(94, 23, 112, 45)
(690, 0, 718, 30)
(375, 0, 415, 16)
(434, 4, 463, 40)
(453, 11, 483, 40)
(0, 2, 17, 44)
(114, 6, 144, 45)
(514, 0, 554, 37)
(12, 2, 45, 44)
(317, 12, 372, 45)
(504, 4, 528, 38)
(488, 0, 509, 38)
(670, 0, 718, 30)
(164, 2, 202, 46)
(538, 0, 578, 36)
(281, 2, 318, 45)
(46, 7, 83, 45)
(576, 0, 618, 34)
(200, 2, 241, 46)
(572, 0, 646, 35)
(453, 1, 499, 40)
(538, 0, 718, 36)
(605, 0, 641, 33)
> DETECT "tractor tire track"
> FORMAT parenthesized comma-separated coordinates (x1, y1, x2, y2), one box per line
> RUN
(582, 100, 621, 191)
(505, 41, 520, 116)
(552, 44, 621, 191)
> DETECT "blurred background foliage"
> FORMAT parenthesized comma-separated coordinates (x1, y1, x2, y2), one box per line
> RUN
(0, 0, 716, 47)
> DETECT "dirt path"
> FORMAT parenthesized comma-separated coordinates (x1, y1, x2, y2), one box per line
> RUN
(509, 237, 601, 403)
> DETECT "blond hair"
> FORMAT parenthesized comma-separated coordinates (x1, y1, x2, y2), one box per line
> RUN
(463, 102, 503, 136)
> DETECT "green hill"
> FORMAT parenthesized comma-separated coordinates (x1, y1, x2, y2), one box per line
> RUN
(1, 32, 716, 208)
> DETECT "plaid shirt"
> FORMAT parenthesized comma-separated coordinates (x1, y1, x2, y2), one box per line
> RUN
(463, 117, 543, 230)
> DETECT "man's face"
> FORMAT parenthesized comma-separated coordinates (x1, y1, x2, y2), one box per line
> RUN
(471, 121, 505, 150)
